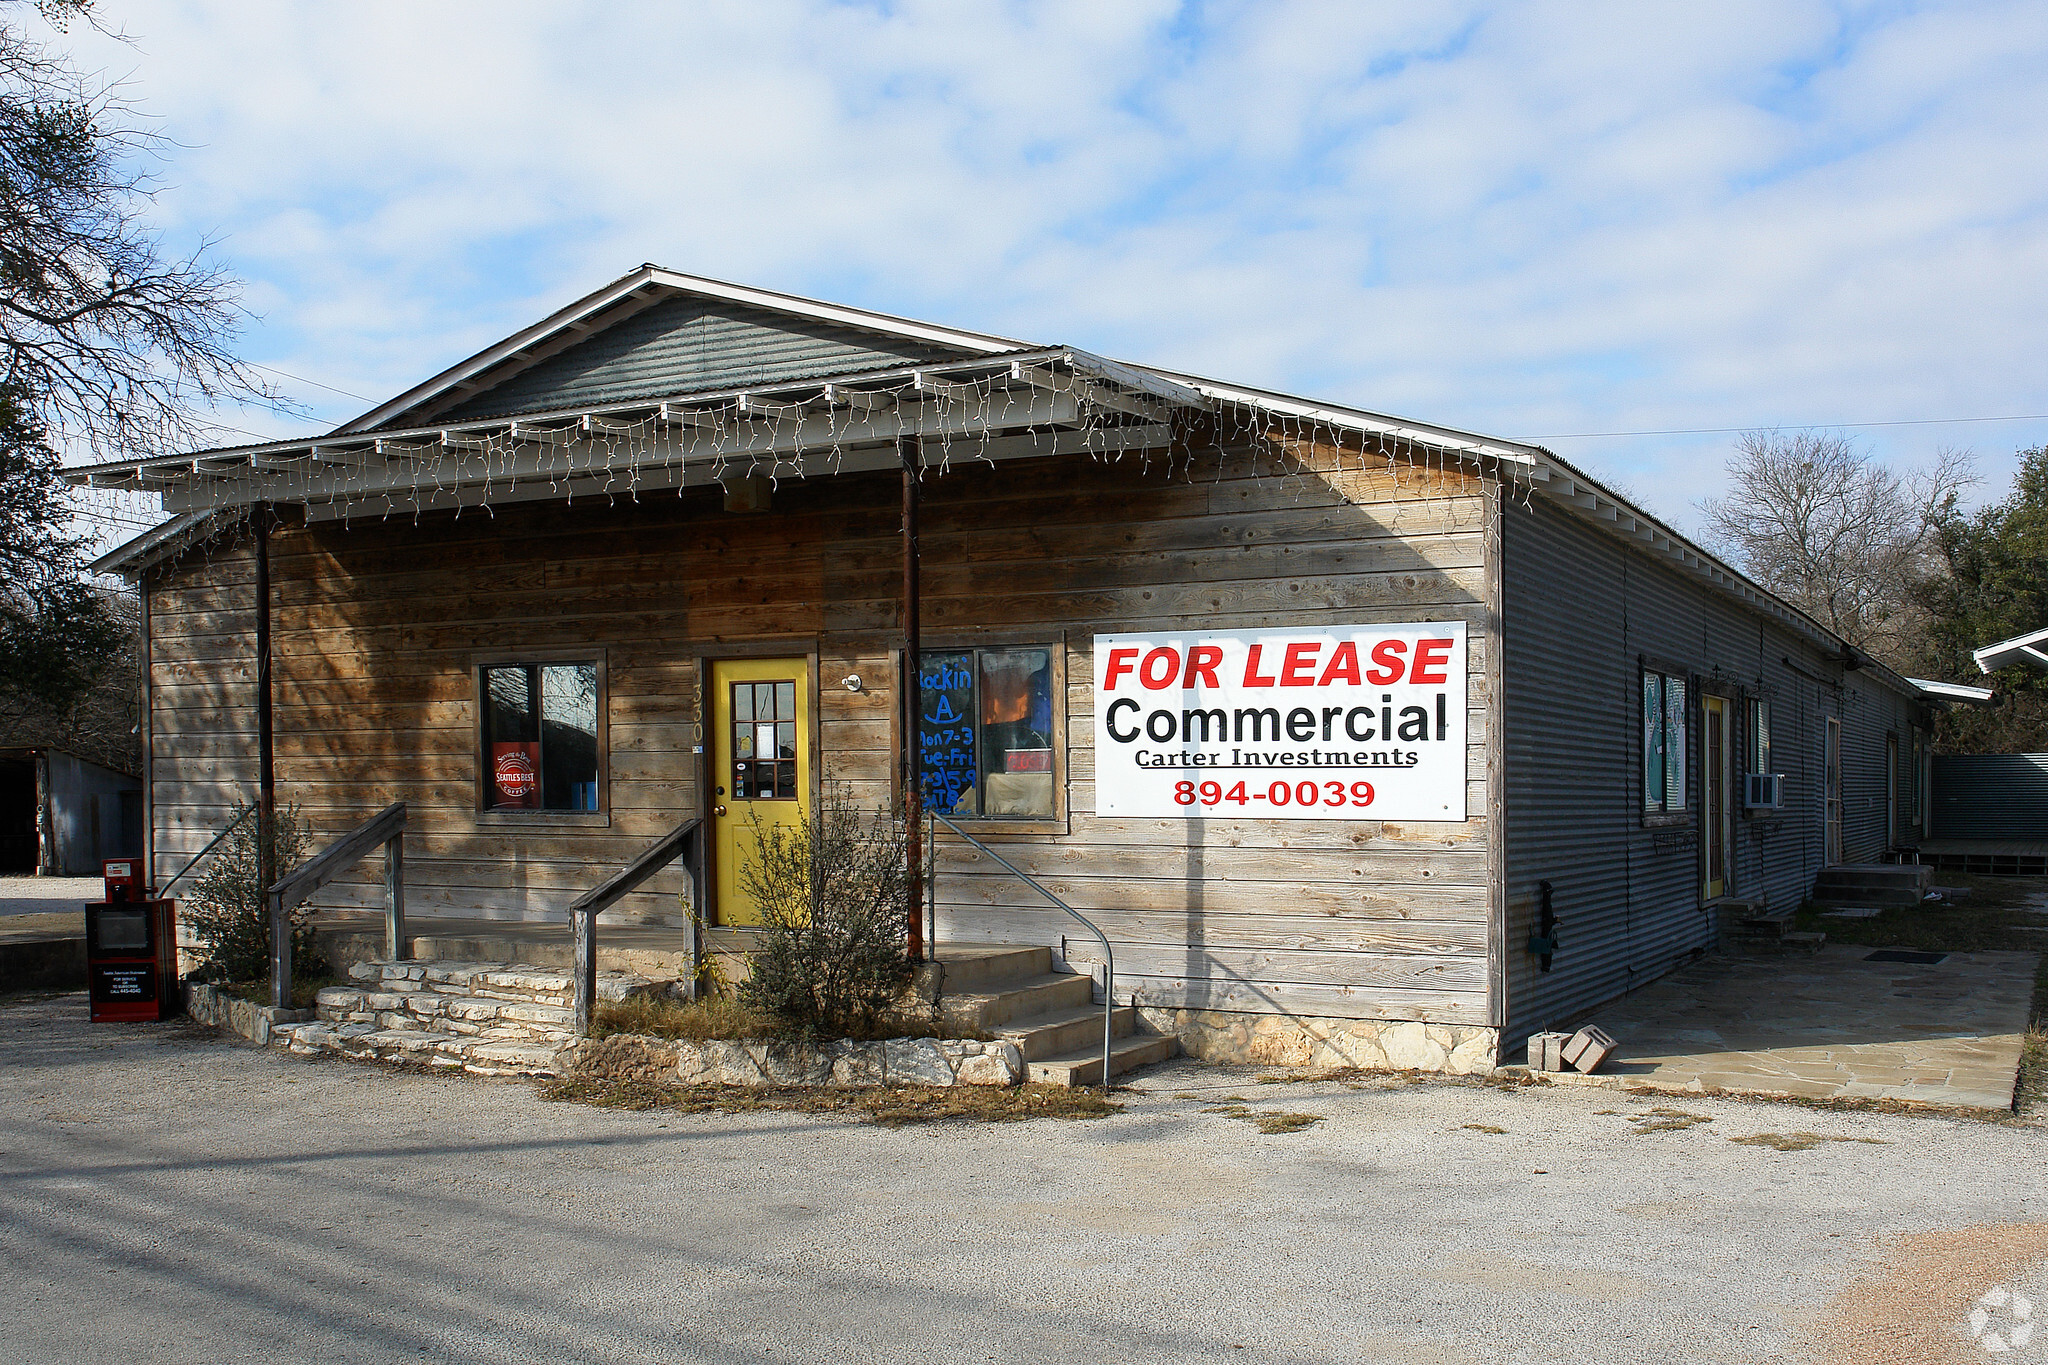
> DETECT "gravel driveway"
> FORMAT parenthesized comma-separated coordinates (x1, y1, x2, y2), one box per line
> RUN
(4, 992, 2046, 1365)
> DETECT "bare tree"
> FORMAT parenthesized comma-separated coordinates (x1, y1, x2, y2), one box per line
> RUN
(0, 0, 283, 461)
(1698, 431, 1976, 667)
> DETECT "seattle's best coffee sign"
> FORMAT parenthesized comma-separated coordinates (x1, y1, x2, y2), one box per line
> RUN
(1092, 625, 1468, 820)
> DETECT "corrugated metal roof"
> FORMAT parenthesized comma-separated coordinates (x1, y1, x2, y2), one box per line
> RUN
(428, 295, 969, 426)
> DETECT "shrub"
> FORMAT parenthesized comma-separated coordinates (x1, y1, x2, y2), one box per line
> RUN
(181, 802, 325, 986)
(736, 785, 916, 1039)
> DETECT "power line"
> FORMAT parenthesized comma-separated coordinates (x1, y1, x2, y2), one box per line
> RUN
(1531, 412, 2048, 440)
(248, 362, 374, 404)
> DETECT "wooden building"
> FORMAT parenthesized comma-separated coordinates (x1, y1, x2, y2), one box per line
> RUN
(75, 266, 1947, 1067)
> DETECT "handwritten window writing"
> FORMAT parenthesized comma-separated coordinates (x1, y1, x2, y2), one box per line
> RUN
(920, 647, 1055, 819)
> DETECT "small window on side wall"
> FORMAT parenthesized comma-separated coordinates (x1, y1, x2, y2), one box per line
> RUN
(1747, 697, 1771, 775)
(919, 646, 1056, 819)
(1642, 668, 1688, 813)
(481, 661, 601, 812)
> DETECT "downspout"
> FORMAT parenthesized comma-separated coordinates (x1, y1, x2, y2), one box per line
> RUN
(139, 565, 153, 888)
(900, 435, 925, 962)
(254, 504, 275, 894)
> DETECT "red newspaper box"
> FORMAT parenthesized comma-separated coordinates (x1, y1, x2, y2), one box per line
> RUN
(86, 898, 179, 1023)
(102, 857, 144, 903)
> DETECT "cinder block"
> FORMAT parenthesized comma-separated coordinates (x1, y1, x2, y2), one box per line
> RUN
(1527, 1031, 1569, 1072)
(1563, 1026, 1616, 1074)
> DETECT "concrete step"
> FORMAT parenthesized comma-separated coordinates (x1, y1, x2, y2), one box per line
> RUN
(929, 944, 1052, 993)
(939, 971, 1097, 1032)
(1027, 1032, 1179, 1087)
(1813, 864, 1930, 907)
(994, 1003, 1140, 1061)
(276, 1020, 566, 1076)
(1727, 929, 1827, 957)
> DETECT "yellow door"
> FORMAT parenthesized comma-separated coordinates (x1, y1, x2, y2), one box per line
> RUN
(711, 658, 810, 926)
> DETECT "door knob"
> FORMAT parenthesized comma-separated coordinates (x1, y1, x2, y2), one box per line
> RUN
(713, 804, 728, 817)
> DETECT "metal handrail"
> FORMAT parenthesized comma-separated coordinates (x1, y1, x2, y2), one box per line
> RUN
(928, 811, 1117, 1089)
(156, 804, 255, 898)
(567, 817, 703, 1036)
(266, 802, 407, 1010)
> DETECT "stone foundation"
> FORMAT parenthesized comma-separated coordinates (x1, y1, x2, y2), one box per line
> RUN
(1137, 1006, 1498, 1074)
(185, 983, 315, 1046)
(654, 1036, 1024, 1088)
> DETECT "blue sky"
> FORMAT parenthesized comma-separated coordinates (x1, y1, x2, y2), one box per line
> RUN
(54, 0, 2048, 540)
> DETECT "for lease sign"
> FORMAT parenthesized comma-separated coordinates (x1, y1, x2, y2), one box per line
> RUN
(1092, 625, 1468, 820)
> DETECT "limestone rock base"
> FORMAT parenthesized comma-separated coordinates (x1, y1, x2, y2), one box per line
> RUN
(1137, 1006, 1499, 1074)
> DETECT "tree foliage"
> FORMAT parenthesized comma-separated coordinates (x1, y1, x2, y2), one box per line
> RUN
(182, 800, 322, 987)
(735, 787, 916, 1040)
(0, 0, 278, 459)
(1911, 446, 2048, 752)
(1699, 431, 1975, 671)
(0, 0, 272, 763)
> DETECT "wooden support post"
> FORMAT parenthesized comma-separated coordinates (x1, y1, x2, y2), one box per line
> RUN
(383, 833, 405, 962)
(572, 909, 595, 1037)
(900, 433, 924, 963)
(269, 895, 290, 1010)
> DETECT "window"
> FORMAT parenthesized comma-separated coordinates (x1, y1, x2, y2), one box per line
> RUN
(729, 679, 798, 800)
(1746, 697, 1771, 775)
(1642, 668, 1688, 813)
(919, 646, 1056, 819)
(481, 661, 601, 811)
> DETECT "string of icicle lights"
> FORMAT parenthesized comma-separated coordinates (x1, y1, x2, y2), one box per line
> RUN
(71, 362, 1536, 569)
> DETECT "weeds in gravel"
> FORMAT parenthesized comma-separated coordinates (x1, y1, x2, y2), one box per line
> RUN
(1729, 1132, 1892, 1151)
(1463, 1123, 1506, 1134)
(1201, 1101, 1325, 1134)
(536, 1076, 1120, 1128)
(1626, 1107, 1715, 1133)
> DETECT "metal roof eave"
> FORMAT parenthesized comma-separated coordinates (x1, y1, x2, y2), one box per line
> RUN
(336, 266, 1037, 436)
(1974, 626, 2048, 675)
(90, 506, 248, 579)
(1910, 677, 1998, 705)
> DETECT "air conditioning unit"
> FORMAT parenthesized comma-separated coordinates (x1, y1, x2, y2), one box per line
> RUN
(1744, 772, 1784, 810)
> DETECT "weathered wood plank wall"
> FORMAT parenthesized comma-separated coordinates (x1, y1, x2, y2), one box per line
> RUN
(146, 441, 1497, 1025)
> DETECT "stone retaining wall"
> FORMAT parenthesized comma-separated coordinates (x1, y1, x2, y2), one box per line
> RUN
(185, 983, 314, 1046)
(1139, 1006, 1497, 1073)
(566, 1034, 1025, 1088)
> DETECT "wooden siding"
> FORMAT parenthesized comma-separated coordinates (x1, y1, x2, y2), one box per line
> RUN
(147, 441, 1496, 1026)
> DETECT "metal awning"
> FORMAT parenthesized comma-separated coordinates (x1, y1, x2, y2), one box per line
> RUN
(1974, 627, 2048, 675)
(1910, 677, 1997, 705)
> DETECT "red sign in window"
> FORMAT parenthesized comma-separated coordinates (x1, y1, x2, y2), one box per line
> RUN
(492, 742, 541, 808)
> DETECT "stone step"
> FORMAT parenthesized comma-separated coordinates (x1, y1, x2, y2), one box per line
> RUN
(345, 959, 658, 1007)
(994, 1002, 1140, 1061)
(315, 987, 577, 1043)
(276, 1021, 565, 1076)
(938, 971, 1097, 1032)
(1027, 1032, 1179, 1087)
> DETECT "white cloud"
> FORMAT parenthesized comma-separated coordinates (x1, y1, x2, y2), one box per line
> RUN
(46, 0, 2048, 531)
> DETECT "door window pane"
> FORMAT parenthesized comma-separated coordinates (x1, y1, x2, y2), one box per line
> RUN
(732, 680, 798, 801)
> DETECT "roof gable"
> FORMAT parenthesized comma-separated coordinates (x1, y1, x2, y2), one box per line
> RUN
(426, 293, 972, 427)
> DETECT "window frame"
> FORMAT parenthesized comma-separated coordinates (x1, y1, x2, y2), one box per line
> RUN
(472, 650, 610, 825)
(1640, 660, 1691, 828)
(905, 635, 1068, 836)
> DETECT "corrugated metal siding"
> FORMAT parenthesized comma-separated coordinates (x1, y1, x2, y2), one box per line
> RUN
(1934, 754, 2048, 839)
(431, 297, 968, 424)
(1501, 499, 1927, 1041)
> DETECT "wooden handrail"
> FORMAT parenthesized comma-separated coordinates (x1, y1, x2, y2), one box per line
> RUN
(569, 817, 703, 1036)
(267, 801, 406, 1009)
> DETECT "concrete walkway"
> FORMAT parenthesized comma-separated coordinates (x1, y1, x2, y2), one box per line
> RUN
(1578, 945, 2039, 1111)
